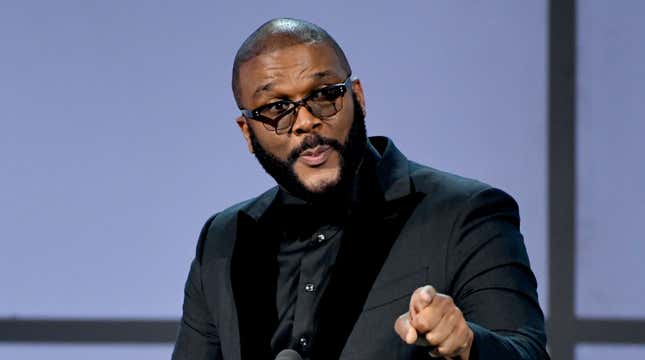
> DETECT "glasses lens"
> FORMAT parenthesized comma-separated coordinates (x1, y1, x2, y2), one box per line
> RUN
(258, 101, 294, 120)
(307, 84, 346, 118)
(257, 110, 296, 133)
(273, 112, 296, 132)
(256, 101, 296, 132)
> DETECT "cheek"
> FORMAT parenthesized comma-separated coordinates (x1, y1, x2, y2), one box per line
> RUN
(251, 126, 291, 158)
(269, 142, 291, 160)
(334, 99, 356, 136)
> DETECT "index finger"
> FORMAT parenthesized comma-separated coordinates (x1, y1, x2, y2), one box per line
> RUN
(409, 285, 437, 319)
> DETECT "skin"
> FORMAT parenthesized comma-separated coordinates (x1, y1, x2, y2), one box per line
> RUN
(394, 286, 474, 359)
(234, 40, 473, 359)
(235, 42, 366, 194)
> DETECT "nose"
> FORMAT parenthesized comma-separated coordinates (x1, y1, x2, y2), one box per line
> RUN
(291, 105, 323, 135)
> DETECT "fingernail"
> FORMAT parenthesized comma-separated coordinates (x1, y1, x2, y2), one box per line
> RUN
(427, 349, 441, 358)
(421, 287, 432, 301)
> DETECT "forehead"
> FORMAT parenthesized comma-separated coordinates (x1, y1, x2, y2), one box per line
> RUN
(237, 42, 347, 103)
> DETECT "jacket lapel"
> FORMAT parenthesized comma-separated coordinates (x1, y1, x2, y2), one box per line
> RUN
(231, 206, 280, 360)
(202, 187, 279, 360)
(324, 138, 427, 359)
(310, 187, 423, 360)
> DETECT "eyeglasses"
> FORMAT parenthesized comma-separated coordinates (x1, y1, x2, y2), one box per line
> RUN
(240, 76, 353, 134)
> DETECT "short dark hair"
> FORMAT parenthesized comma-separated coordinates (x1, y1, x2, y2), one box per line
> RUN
(231, 18, 352, 108)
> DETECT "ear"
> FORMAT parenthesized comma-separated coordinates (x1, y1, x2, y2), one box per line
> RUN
(236, 116, 254, 153)
(350, 78, 367, 117)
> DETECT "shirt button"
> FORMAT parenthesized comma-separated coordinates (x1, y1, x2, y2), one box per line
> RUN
(316, 233, 326, 242)
(299, 336, 309, 348)
(304, 283, 316, 292)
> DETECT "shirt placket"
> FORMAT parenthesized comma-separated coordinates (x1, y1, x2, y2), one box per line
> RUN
(291, 225, 342, 356)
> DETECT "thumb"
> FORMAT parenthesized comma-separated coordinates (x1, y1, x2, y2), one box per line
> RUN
(394, 312, 418, 344)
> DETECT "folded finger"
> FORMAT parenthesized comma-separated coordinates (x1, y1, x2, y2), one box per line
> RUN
(425, 311, 458, 346)
(410, 303, 444, 333)
(436, 321, 471, 357)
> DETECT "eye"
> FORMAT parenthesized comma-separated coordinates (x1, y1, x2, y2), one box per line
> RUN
(312, 85, 344, 101)
(260, 101, 292, 117)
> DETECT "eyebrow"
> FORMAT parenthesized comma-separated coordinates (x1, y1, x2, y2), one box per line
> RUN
(251, 70, 342, 99)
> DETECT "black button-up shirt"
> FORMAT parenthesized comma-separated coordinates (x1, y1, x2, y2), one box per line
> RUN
(270, 196, 344, 356)
(270, 146, 382, 358)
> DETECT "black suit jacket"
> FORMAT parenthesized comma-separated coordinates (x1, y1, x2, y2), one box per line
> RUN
(172, 137, 549, 359)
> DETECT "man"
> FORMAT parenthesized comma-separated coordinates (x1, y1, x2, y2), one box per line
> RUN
(172, 18, 549, 360)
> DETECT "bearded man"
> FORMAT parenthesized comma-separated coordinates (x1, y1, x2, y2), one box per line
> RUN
(172, 18, 549, 360)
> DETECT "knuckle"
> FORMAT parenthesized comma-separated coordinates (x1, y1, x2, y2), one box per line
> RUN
(436, 293, 453, 302)
(452, 307, 464, 322)
(438, 297, 452, 311)
(425, 332, 437, 346)
(415, 315, 431, 330)
(454, 305, 463, 316)
(456, 322, 469, 339)
(436, 345, 452, 356)
(445, 312, 458, 327)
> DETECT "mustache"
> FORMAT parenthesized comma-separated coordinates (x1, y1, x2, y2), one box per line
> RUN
(287, 135, 344, 164)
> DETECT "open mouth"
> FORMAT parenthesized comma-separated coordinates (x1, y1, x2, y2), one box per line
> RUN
(298, 145, 332, 167)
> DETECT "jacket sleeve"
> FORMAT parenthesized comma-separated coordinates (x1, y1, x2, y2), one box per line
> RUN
(447, 187, 550, 360)
(172, 215, 223, 360)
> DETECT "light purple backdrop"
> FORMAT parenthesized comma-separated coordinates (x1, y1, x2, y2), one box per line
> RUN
(0, 0, 641, 359)
(575, 0, 645, 320)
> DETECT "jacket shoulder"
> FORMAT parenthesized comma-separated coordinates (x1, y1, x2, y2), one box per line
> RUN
(408, 161, 492, 201)
(407, 160, 519, 224)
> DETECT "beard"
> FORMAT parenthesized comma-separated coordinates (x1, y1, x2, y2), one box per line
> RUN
(247, 93, 368, 204)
